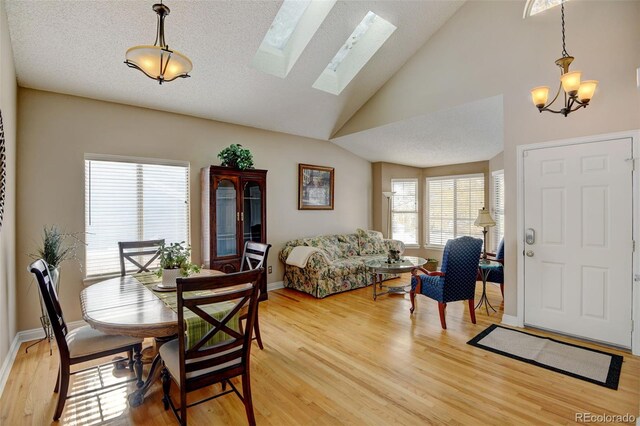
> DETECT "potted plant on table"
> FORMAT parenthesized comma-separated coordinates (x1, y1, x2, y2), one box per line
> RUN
(156, 242, 201, 288)
(424, 258, 439, 272)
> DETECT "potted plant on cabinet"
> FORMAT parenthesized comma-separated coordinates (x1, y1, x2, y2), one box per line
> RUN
(156, 242, 201, 288)
(217, 144, 254, 170)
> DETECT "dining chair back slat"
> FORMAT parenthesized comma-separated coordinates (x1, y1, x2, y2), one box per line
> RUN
(118, 239, 165, 276)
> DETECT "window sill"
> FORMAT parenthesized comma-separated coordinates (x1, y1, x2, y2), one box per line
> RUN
(423, 245, 445, 251)
(402, 244, 420, 249)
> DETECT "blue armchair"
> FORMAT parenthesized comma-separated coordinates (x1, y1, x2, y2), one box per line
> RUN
(485, 238, 504, 298)
(410, 236, 483, 329)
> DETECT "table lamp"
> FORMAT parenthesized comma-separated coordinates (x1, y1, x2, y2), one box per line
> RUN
(474, 207, 496, 263)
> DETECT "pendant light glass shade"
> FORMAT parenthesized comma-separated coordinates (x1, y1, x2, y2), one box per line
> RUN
(124, 3, 192, 84)
(560, 70, 582, 95)
(530, 86, 550, 108)
(577, 80, 598, 102)
(125, 45, 192, 83)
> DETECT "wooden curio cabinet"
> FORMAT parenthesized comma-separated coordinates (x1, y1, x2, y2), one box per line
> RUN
(201, 166, 268, 300)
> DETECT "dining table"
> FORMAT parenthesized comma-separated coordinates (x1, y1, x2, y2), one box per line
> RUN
(80, 269, 224, 407)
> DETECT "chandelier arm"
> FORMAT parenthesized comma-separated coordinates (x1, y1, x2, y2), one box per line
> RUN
(542, 83, 563, 110)
(539, 107, 565, 114)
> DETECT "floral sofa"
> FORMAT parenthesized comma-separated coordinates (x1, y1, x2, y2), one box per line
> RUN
(278, 229, 405, 298)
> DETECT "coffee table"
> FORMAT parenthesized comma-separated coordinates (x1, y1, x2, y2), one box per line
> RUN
(365, 256, 428, 300)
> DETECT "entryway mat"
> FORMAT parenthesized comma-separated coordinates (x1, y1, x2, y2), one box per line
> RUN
(467, 324, 622, 389)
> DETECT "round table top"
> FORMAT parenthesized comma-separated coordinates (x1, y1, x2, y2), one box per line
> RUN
(364, 256, 428, 274)
(478, 259, 502, 270)
(80, 270, 223, 339)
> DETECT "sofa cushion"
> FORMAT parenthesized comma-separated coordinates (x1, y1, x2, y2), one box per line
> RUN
(336, 234, 360, 257)
(303, 236, 341, 261)
(327, 258, 367, 277)
(357, 229, 387, 255)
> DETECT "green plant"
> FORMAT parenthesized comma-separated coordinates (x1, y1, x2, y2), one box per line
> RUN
(30, 225, 84, 269)
(156, 242, 201, 277)
(426, 258, 438, 263)
(217, 144, 254, 170)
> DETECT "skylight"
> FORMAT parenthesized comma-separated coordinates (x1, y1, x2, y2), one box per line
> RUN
(524, 0, 565, 18)
(313, 11, 396, 96)
(262, 0, 311, 51)
(252, 0, 336, 78)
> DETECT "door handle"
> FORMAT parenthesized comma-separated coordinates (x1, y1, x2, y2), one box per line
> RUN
(526, 250, 534, 257)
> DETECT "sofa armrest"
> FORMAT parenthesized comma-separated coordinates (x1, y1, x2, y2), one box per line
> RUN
(279, 246, 332, 269)
(384, 239, 406, 255)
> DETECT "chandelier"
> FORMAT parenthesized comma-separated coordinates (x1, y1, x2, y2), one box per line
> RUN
(530, 2, 597, 116)
(125, 3, 192, 84)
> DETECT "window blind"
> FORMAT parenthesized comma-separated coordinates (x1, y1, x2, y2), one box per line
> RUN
(426, 174, 485, 246)
(390, 179, 419, 245)
(84, 158, 189, 277)
(491, 170, 505, 252)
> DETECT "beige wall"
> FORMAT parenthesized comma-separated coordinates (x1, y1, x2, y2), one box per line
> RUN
(0, 0, 17, 371)
(373, 160, 489, 262)
(489, 151, 503, 173)
(346, 1, 640, 316)
(16, 89, 372, 331)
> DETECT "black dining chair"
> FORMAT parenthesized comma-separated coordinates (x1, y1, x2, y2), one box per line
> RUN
(159, 269, 263, 426)
(29, 259, 144, 421)
(118, 239, 165, 276)
(239, 241, 271, 350)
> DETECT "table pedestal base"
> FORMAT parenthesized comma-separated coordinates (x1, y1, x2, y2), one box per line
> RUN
(128, 335, 175, 407)
(475, 269, 497, 315)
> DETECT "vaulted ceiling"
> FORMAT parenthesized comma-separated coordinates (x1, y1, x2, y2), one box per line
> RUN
(5, 0, 464, 141)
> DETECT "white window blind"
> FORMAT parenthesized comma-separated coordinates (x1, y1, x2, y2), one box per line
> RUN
(491, 170, 505, 252)
(391, 179, 419, 245)
(426, 174, 485, 246)
(84, 157, 190, 277)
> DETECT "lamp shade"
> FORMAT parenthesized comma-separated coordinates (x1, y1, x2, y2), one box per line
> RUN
(474, 207, 496, 228)
(382, 191, 395, 198)
(560, 71, 582, 95)
(125, 45, 192, 83)
(577, 80, 598, 102)
(530, 86, 550, 108)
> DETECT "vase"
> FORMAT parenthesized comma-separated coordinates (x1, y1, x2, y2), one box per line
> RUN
(161, 268, 180, 288)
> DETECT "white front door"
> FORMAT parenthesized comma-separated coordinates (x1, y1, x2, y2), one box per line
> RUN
(523, 137, 634, 347)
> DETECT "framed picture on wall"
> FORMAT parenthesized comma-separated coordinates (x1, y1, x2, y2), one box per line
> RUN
(298, 164, 334, 210)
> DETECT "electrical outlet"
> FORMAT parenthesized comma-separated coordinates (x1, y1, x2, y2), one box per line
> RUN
(268, 266, 272, 274)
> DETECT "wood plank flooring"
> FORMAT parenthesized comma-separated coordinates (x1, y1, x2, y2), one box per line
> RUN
(1, 275, 638, 425)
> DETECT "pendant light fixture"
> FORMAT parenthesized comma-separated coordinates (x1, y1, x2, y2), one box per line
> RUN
(125, 2, 192, 84)
(530, 1, 597, 116)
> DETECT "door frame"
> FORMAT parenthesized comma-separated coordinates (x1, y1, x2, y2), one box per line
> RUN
(516, 129, 640, 355)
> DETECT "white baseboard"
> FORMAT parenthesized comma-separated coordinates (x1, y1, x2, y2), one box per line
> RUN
(0, 320, 86, 399)
(267, 281, 284, 292)
(501, 314, 520, 327)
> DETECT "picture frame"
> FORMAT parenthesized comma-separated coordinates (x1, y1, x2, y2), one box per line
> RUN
(298, 164, 334, 210)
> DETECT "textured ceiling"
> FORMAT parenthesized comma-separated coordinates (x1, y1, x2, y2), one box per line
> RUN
(5, 0, 464, 141)
(331, 96, 504, 167)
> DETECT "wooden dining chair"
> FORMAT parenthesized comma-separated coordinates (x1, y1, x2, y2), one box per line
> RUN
(118, 239, 165, 276)
(159, 269, 263, 426)
(29, 259, 144, 421)
(239, 241, 271, 350)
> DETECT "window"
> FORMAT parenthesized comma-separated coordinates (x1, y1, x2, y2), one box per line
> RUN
(426, 174, 485, 247)
(491, 170, 505, 252)
(84, 156, 189, 277)
(390, 179, 419, 246)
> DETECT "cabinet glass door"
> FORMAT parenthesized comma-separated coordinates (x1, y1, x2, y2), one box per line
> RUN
(243, 181, 263, 244)
(216, 179, 237, 257)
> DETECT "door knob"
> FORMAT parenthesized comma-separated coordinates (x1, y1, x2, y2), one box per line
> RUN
(526, 250, 534, 257)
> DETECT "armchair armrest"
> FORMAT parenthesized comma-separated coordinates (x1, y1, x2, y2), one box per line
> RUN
(413, 267, 444, 277)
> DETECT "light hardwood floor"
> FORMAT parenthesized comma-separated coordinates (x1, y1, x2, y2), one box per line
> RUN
(1, 275, 638, 425)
